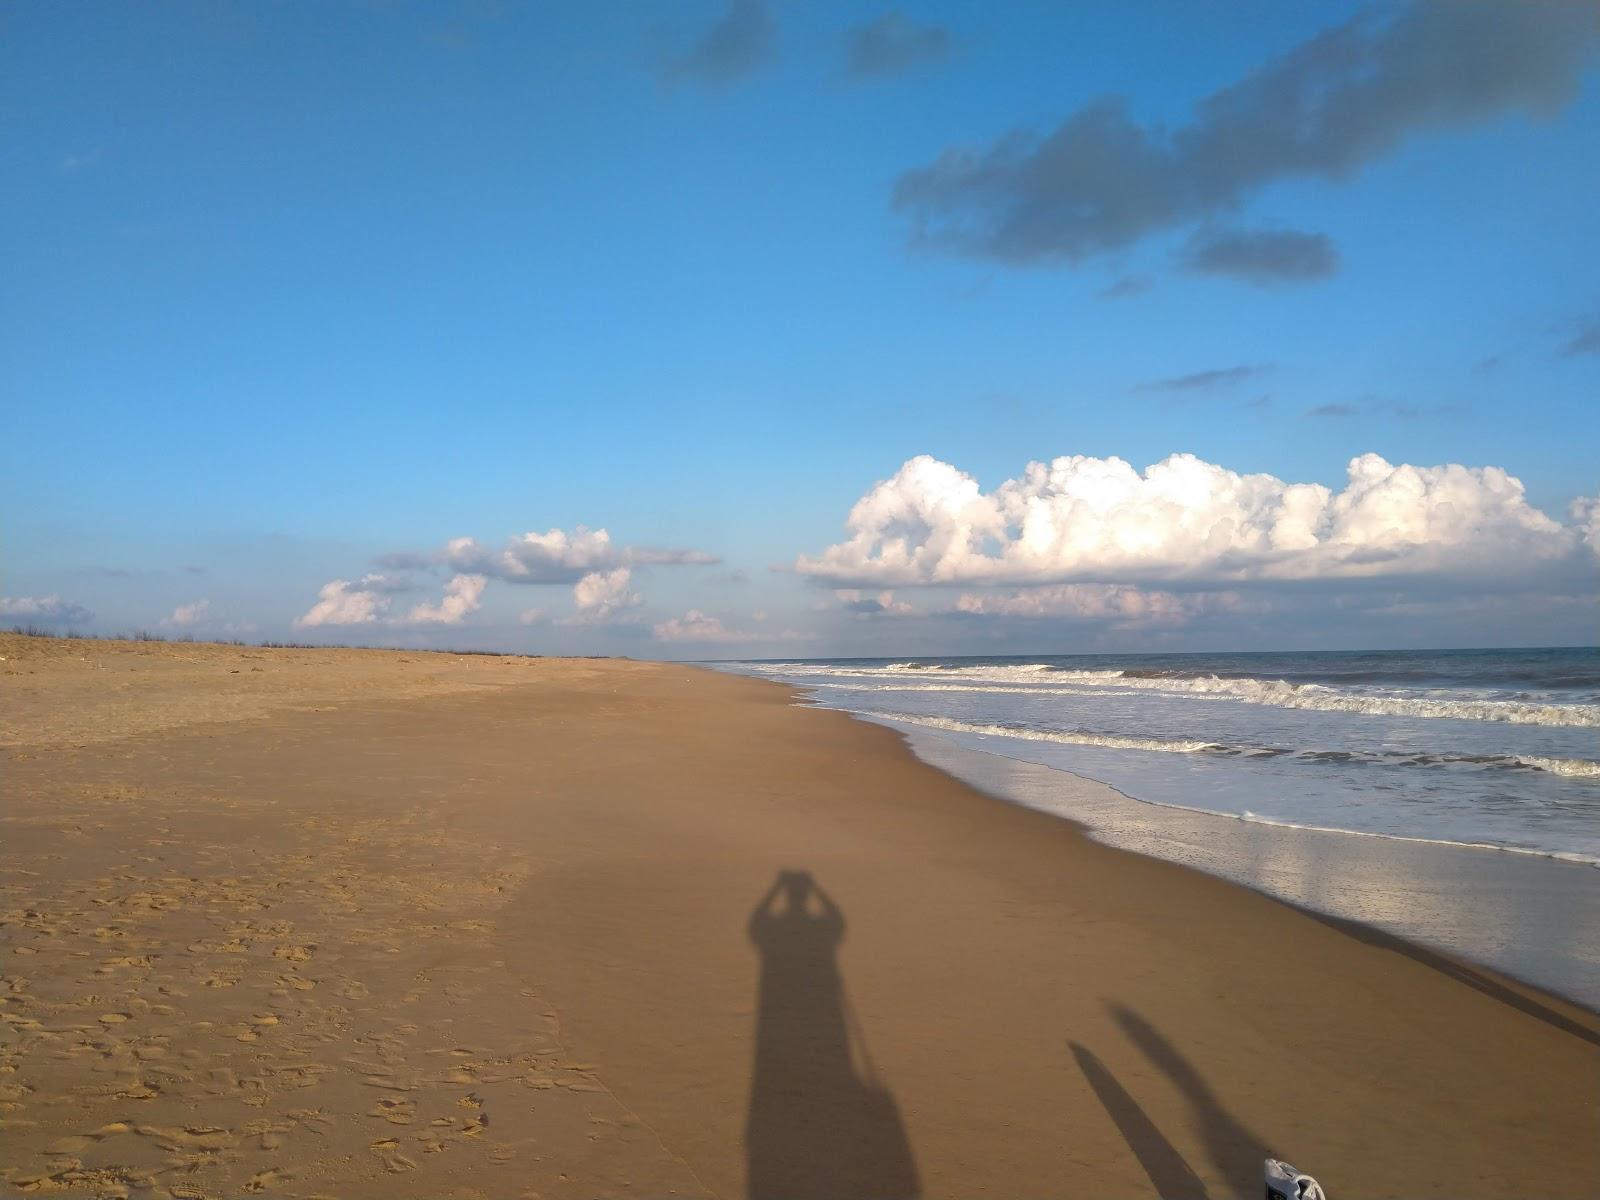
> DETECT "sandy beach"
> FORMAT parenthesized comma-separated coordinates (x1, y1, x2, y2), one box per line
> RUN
(2, 635, 1595, 1199)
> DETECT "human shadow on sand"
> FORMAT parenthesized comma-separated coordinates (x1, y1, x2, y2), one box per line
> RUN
(745, 870, 920, 1200)
(1070, 1042, 1212, 1200)
(1111, 1004, 1271, 1186)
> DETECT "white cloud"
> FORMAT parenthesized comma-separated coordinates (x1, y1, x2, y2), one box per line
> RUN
(440, 527, 716, 584)
(834, 589, 915, 616)
(356, 572, 419, 594)
(518, 608, 548, 626)
(652, 610, 765, 643)
(562, 567, 641, 624)
(1572, 495, 1600, 556)
(955, 584, 1255, 627)
(799, 452, 1593, 588)
(1, 594, 93, 626)
(653, 610, 816, 644)
(151, 599, 254, 637)
(295, 580, 392, 627)
(162, 599, 211, 627)
(303, 521, 717, 632)
(406, 574, 488, 625)
(446, 528, 616, 582)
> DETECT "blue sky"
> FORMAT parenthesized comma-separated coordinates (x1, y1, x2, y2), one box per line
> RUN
(4, 1, 1598, 657)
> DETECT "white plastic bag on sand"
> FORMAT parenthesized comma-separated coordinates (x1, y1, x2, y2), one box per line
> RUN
(1265, 1157, 1327, 1200)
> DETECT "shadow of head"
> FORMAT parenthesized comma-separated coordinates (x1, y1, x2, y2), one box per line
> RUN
(745, 870, 918, 1199)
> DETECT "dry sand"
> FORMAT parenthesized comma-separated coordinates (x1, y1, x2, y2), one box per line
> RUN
(1, 634, 1595, 1198)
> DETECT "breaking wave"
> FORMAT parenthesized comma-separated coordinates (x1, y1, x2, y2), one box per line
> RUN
(862, 711, 1600, 780)
(766, 661, 1600, 727)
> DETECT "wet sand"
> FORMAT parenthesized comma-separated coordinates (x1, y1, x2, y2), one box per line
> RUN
(2, 635, 1595, 1198)
(895, 722, 1600, 1008)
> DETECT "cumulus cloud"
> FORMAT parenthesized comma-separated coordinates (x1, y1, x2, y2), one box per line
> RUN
(892, 3, 1599, 271)
(1572, 496, 1600, 556)
(301, 526, 716, 631)
(842, 12, 952, 80)
(407, 574, 487, 625)
(1180, 227, 1338, 284)
(1, 594, 94, 626)
(293, 572, 430, 628)
(162, 599, 211, 627)
(563, 568, 641, 624)
(658, 0, 775, 88)
(295, 580, 391, 627)
(438, 527, 715, 584)
(796, 451, 1595, 590)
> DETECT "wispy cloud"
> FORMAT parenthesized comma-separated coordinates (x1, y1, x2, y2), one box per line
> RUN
(1, 595, 94, 626)
(1561, 317, 1600, 357)
(1180, 227, 1338, 285)
(1306, 400, 1466, 419)
(1096, 274, 1153, 301)
(162, 599, 212, 627)
(841, 12, 952, 80)
(653, 609, 812, 644)
(438, 527, 715, 584)
(657, 0, 776, 89)
(892, 4, 1599, 276)
(834, 589, 914, 616)
(1138, 365, 1267, 392)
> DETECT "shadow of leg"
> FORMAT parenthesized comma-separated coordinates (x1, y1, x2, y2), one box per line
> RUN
(1111, 1004, 1270, 1187)
(1072, 1042, 1211, 1200)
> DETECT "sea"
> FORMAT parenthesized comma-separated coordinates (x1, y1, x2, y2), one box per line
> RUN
(712, 648, 1600, 1005)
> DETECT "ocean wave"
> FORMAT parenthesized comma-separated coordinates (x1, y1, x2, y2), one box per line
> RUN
(1516, 756, 1600, 779)
(857, 712, 1220, 753)
(1227, 811, 1600, 868)
(766, 663, 1600, 727)
(1122, 675, 1600, 727)
(860, 711, 1600, 780)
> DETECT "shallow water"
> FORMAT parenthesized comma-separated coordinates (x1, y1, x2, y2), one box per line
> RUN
(897, 726, 1600, 1010)
(721, 649, 1600, 865)
(710, 648, 1600, 1007)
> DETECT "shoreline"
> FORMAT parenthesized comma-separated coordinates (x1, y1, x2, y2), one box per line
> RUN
(3, 636, 1596, 1197)
(881, 718, 1600, 1012)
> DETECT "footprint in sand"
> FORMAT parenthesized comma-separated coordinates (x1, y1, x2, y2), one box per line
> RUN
(369, 1096, 415, 1124)
(242, 1166, 289, 1192)
(369, 1137, 416, 1173)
